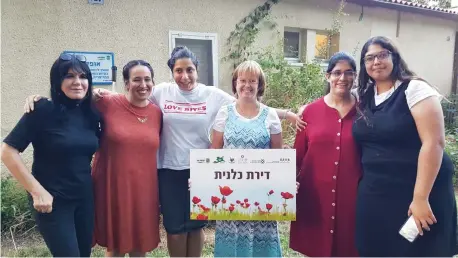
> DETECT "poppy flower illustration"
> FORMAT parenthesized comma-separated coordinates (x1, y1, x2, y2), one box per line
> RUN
(281, 192, 294, 215)
(254, 202, 260, 206)
(258, 207, 268, 215)
(192, 196, 201, 213)
(266, 203, 273, 211)
(192, 196, 201, 204)
(211, 196, 221, 206)
(244, 198, 249, 203)
(219, 186, 233, 196)
(236, 200, 241, 204)
(222, 198, 227, 204)
(230, 203, 235, 207)
(196, 214, 208, 220)
(281, 192, 294, 199)
(267, 190, 274, 202)
(199, 205, 211, 213)
(229, 206, 235, 213)
(245, 203, 251, 208)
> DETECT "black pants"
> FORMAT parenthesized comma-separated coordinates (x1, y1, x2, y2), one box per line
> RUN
(33, 194, 94, 257)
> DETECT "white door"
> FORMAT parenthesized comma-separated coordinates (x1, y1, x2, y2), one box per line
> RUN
(169, 31, 218, 87)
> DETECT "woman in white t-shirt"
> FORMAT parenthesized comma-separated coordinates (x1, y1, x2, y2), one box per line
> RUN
(151, 46, 303, 257)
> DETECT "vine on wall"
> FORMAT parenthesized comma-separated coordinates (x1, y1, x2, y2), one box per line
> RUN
(223, 0, 281, 68)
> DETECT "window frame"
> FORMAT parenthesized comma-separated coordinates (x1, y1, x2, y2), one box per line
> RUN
(169, 30, 219, 87)
(283, 28, 302, 63)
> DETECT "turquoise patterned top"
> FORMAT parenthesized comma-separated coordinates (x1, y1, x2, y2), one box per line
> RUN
(223, 104, 271, 149)
(214, 103, 282, 257)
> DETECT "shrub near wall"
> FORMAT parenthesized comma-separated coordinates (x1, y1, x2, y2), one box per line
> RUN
(1, 177, 33, 234)
(445, 129, 458, 186)
(252, 45, 326, 145)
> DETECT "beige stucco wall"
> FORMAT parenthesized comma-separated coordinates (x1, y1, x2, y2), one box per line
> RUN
(1, 0, 457, 171)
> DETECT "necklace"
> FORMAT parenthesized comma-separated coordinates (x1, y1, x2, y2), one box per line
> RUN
(235, 101, 260, 119)
(120, 95, 149, 123)
(137, 117, 148, 123)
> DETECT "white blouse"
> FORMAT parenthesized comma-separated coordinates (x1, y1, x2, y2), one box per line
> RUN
(352, 80, 443, 109)
(213, 103, 282, 134)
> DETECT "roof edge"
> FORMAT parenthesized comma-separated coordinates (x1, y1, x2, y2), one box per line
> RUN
(346, 0, 458, 21)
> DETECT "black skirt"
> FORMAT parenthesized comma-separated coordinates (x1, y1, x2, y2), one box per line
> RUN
(158, 168, 207, 234)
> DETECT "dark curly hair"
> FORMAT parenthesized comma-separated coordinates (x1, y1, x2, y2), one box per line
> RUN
(167, 46, 199, 72)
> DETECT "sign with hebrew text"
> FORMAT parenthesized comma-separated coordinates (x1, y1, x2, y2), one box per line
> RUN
(190, 149, 296, 221)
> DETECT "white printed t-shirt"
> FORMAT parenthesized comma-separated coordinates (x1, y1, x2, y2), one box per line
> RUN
(150, 82, 235, 170)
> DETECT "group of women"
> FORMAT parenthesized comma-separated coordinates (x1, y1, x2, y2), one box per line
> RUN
(1, 35, 456, 257)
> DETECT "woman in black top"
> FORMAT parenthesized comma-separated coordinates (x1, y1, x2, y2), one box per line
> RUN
(352, 36, 456, 256)
(1, 54, 100, 257)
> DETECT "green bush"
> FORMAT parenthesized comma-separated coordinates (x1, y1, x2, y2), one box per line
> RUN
(251, 43, 326, 145)
(442, 94, 458, 131)
(445, 130, 458, 186)
(442, 96, 458, 186)
(1, 177, 34, 233)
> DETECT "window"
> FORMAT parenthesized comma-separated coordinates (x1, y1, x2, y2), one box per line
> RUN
(283, 28, 340, 65)
(315, 31, 340, 61)
(169, 31, 219, 87)
(284, 31, 300, 60)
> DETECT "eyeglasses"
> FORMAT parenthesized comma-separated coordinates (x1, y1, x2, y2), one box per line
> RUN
(237, 79, 259, 85)
(363, 51, 391, 64)
(329, 70, 356, 78)
(59, 53, 87, 62)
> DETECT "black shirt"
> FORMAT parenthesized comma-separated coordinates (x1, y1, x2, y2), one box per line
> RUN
(4, 99, 100, 199)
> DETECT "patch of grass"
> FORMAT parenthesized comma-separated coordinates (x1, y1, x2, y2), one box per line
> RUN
(191, 210, 296, 221)
(2, 222, 302, 257)
(9, 246, 51, 257)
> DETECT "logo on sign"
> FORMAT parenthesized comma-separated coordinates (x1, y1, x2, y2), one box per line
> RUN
(250, 159, 265, 164)
(213, 157, 225, 164)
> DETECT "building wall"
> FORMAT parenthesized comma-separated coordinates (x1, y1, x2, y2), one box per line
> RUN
(1, 0, 457, 171)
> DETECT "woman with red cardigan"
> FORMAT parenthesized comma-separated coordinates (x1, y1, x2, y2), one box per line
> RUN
(290, 52, 361, 257)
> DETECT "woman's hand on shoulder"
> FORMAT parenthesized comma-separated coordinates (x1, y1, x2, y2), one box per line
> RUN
(93, 88, 112, 101)
(24, 95, 45, 113)
(286, 105, 307, 132)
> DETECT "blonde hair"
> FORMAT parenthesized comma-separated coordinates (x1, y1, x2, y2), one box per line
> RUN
(231, 60, 266, 99)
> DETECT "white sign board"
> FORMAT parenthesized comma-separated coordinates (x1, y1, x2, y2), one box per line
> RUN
(190, 149, 296, 221)
(63, 51, 114, 85)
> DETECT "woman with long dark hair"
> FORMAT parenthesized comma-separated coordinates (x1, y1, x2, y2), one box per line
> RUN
(290, 52, 361, 257)
(20, 59, 163, 256)
(353, 36, 456, 256)
(1, 54, 100, 256)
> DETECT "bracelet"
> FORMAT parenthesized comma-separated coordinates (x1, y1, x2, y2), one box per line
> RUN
(283, 110, 289, 120)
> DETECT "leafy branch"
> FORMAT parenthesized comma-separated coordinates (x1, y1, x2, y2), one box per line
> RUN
(223, 0, 281, 68)
(316, 0, 348, 61)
